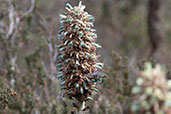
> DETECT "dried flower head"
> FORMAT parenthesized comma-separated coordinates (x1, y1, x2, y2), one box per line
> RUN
(131, 62, 171, 114)
(57, 1, 105, 109)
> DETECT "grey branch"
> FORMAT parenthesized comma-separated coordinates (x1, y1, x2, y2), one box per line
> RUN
(22, 0, 36, 17)
(6, 0, 15, 39)
(147, 0, 164, 56)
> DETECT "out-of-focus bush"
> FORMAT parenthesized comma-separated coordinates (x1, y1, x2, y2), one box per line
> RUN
(88, 51, 132, 114)
(131, 62, 171, 114)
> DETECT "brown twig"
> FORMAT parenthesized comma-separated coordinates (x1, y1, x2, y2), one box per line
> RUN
(147, 0, 164, 57)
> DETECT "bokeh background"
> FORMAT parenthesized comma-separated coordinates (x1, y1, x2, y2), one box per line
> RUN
(0, 0, 171, 114)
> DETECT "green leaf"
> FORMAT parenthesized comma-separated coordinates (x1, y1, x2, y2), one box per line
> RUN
(60, 86, 66, 90)
(64, 58, 70, 63)
(83, 82, 88, 90)
(87, 22, 94, 27)
(85, 28, 91, 31)
(56, 63, 63, 68)
(76, 84, 79, 88)
(89, 16, 95, 21)
(92, 43, 102, 48)
(59, 14, 67, 19)
(86, 36, 93, 41)
(79, 31, 84, 37)
(60, 81, 66, 85)
(91, 33, 97, 37)
(59, 47, 65, 51)
(73, 25, 80, 31)
(80, 42, 89, 49)
(70, 75, 73, 80)
(79, 1, 86, 10)
(58, 54, 64, 60)
(66, 3, 73, 9)
(85, 52, 92, 58)
(80, 87, 84, 94)
(92, 88, 99, 92)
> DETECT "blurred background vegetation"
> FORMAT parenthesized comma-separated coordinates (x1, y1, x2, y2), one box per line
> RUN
(0, 0, 171, 114)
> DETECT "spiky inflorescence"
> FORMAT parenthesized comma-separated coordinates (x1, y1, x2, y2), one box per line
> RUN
(57, 1, 104, 104)
(131, 62, 171, 114)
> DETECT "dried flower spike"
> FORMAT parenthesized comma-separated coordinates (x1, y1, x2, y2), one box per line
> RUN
(57, 1, 105, 109)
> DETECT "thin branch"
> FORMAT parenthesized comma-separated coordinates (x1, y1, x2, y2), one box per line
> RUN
(147, 0, 164, 56)
(6, 0, 15, 39)
(48, 31, 56, 73)
(38, 13, 57, 75)
(5, 0, 36, 74)
(22, 0, 36, 17)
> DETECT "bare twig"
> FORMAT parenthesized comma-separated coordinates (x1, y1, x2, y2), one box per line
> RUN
(6, 0, 15, 39)
(38, 14, 57, 75)
(5, 0, 18, 74)
(5, 0, 36, 76)
(48, 31, 56, 73)
(6, 0, 36, 39)
(22, 0, 36, 17)
(147, 0, 164, 56)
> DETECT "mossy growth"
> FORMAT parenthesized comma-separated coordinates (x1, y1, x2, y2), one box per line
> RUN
(0, 88, 16, 110)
